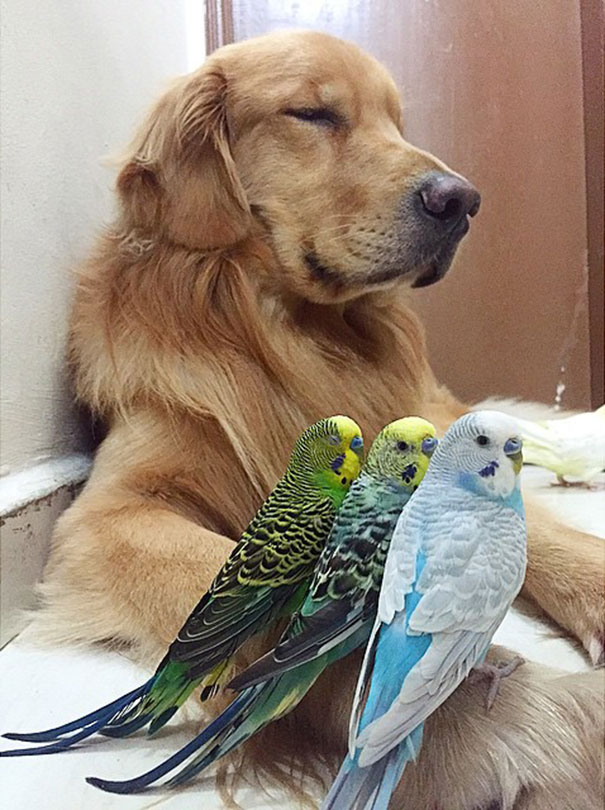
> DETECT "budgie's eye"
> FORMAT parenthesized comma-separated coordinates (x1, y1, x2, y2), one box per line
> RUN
(326, 434, 341, 447)
(476, 435, 489, 446)
(397, 441, 409, 452)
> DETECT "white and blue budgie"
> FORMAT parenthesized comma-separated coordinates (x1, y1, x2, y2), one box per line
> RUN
(323, 410, 527, 810)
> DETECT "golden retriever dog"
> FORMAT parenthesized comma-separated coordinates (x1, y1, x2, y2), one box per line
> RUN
(33, 31, 603, 810)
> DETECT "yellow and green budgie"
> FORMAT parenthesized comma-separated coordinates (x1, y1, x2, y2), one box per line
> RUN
(1, 415, 363, 756)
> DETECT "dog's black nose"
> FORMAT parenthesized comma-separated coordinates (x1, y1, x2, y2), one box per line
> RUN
(418, 172, 481, 226)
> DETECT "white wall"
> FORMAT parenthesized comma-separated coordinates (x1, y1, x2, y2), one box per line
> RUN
(0, 0, 205, 644)
(0, 0, 202, 476)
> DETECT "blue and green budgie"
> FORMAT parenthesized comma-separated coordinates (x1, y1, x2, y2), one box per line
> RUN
(1, 415, 363, 756)
(324, 410, 527, 810)
(83, 417, 439, 793)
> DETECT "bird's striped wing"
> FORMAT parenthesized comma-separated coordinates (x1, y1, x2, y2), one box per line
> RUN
(357, 506, 526, 766)
(356, 625, 494, 765)
(229, 480, 401, 689)
(229, 595, 368, 689)
(347, 500, 424, 754)
(347, 613, 382, 756)
(168, 501, 336, 677)
(376, 492, 431, 624)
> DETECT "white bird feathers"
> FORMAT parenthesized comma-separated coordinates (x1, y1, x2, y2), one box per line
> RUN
(518, 405, 605, 486)
(343, 410, 527, 796)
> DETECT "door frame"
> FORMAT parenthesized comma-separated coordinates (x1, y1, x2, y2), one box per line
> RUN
(206, 0, 234, 53)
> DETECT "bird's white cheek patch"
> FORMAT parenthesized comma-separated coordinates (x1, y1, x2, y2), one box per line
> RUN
(495, 463, 516, 496)
(481, 462, 516, 498)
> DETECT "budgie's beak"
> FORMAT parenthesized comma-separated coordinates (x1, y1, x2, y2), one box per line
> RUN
(336, 434, 364, 483)
(340, 448, 363, 482)
(504, 438, 523, 474)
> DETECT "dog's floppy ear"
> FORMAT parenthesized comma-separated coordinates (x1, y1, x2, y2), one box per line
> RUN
(116, 62, 251, 250)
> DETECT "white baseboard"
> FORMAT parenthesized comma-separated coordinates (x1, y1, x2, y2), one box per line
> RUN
(0, 454, 92, 647)
(0, 454, 92, 515)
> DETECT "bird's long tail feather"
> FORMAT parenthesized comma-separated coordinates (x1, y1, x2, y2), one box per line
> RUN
(321, 749, 404, 810)
(87, 665, 318, 794)
(0, 683, 151, 756)
(1, 660, 205, 756)
(323, 728, 422, 810)
(86, 686, 262, 794)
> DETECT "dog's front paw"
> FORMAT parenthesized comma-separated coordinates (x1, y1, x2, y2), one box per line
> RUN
(566, 535, 605, 666)
(523, 503, 604, 666)
(578, 575, 605, 667)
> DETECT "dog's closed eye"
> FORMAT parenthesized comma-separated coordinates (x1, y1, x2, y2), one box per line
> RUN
(283, 107, 342, 128)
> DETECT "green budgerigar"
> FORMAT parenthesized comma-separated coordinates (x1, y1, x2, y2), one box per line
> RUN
(83, 417, 438, 794)
(1, 415, 363, 756)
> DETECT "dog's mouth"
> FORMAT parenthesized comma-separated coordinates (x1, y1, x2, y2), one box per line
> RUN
(304, 251, 341, 284)
(411, 215, 471, 288)
(305, 215, 471, 292)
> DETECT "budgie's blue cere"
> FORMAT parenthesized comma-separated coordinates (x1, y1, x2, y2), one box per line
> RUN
(324, 410, 527, 810)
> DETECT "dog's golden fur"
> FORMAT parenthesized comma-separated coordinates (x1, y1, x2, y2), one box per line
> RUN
(33, 31, 603, 809)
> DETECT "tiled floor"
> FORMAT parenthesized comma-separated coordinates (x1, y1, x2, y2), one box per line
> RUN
(0, 467, 603, 809)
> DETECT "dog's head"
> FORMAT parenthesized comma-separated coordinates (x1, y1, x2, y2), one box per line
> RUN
(117, 31, 480, 303)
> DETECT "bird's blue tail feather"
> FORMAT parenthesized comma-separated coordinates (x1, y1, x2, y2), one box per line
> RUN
(322, 726, 423, 810)
(0, 682, 151, 756)
(99, 702, 178, 739)
(322, 748, 402, 810)
(87, 687, 260, 794)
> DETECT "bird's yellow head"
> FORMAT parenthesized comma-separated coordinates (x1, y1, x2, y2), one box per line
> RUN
(365, 417, 438, 491)
(292, 415, 364, 507)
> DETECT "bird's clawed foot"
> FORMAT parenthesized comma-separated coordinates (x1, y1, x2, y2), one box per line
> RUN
(470, 656, 525, 711)
(552, 475, 604, 490)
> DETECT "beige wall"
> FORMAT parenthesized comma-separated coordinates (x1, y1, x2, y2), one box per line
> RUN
(230, 0, 597, 411)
